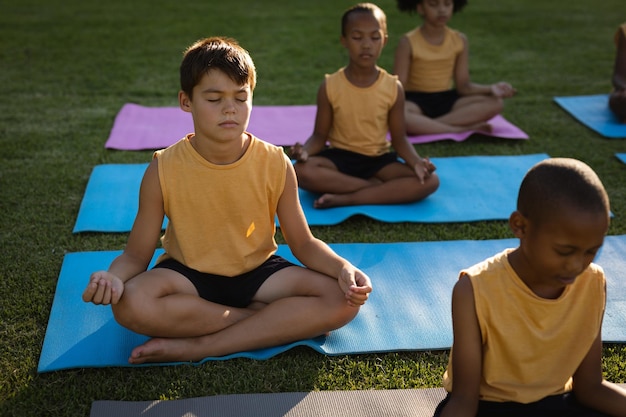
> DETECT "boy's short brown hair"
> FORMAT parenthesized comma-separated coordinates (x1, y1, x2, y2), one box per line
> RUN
(180, 36, 256, 99)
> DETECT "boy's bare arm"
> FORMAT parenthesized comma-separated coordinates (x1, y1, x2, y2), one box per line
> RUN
(440, 275, 482, 417)
(573, 331, 626, 416)
(82, 159, 165, 305)
(276, 164, 372, 305)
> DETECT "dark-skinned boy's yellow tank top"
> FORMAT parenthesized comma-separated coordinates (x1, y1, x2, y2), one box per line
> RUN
(443, 249, 605, 403)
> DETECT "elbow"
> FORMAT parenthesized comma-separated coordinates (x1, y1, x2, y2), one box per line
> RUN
(455, 83, 472, 96)
(572, 379, 605, 408)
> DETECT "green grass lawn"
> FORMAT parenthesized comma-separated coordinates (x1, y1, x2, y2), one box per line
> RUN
(1, 0, 625, 415)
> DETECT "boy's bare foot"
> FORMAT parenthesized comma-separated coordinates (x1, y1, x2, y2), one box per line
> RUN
(129, 331, 332, 364)
(129, 337, 207, 364)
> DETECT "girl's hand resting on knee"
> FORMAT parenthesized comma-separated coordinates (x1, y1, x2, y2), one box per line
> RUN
(413, 157, 436, 184)
(82, 271, 125, 305)
(338, 266, 373, 307)
(491, 82, 516, 98)
(289, 142, 309, 162)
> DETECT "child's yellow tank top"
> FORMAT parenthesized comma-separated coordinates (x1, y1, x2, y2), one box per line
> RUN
(325, 67, 397, 156)
(154, 134, 287, 277)
(443, 249, 605, 404)
(404, 26, 464, 93)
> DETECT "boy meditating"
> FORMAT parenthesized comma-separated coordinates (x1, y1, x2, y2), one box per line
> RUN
(435, 158, 626, 417)
(82, 37, 372, 364)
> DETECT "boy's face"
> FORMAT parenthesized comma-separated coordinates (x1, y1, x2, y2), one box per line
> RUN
(341, 11, 387, 67)
(509, 205, 609, 299)
(179, 69, 252, 144)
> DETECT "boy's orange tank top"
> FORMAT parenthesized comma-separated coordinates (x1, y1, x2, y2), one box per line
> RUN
(153, 134, 288, 277)
(443, 249, 606, 404)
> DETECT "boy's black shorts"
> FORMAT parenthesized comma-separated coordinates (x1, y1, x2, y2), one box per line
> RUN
(433, 391, 611, 417)
(153, 255, 296, 308)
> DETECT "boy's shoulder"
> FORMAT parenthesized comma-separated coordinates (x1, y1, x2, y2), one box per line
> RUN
(586, 261, 606, 282)
(245, 134, 291, 169)
(462, 248, 511, 278)
(248, 134, 288, 155)
(153, 135, 191, 160)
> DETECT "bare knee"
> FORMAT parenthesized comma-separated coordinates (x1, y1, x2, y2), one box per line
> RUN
(111, 285, 152, 335)
(609, 93, 626, 122)
(426, 172, 440, 195)
(327, 301, 360, 331)
(294, 161, 316, 190)
(318, 285, 362, 331)
(488, 96, 504, 117)
(411, 171, 440, 201)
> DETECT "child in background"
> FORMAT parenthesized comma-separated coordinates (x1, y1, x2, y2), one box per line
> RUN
(82, 37, 372, 364)
(291, 2, 439, 209)
(609, 22, 626, 122)
(435, 158, 626, 417)
(393, 0, 515, 135)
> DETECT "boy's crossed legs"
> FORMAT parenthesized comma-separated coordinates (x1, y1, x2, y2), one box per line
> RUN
(111, 264, 359, 363)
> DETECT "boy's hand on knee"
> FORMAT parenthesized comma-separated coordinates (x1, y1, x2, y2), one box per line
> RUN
(82, 271, 124, 305)
(338, 266, 372, 307)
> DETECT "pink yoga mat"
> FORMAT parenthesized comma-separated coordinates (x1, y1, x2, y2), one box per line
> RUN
(105, 103, 528, 150)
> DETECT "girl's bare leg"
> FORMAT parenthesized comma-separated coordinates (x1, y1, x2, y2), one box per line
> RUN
(315, 163, 439, 208)
(405, 96, 502, 136)
(294, 157, 375, 194)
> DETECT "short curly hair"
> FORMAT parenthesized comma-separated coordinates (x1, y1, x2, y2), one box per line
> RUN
(517, 158, 610, 225)
(396, 0, 467, 14)
(341, 3, 388, 36)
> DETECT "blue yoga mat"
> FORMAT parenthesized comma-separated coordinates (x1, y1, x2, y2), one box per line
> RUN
(554, 94, 626, 138)
(73, 154, 549, 232)
(73, 164, 168, 232)
(39, 235, 626, 372)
